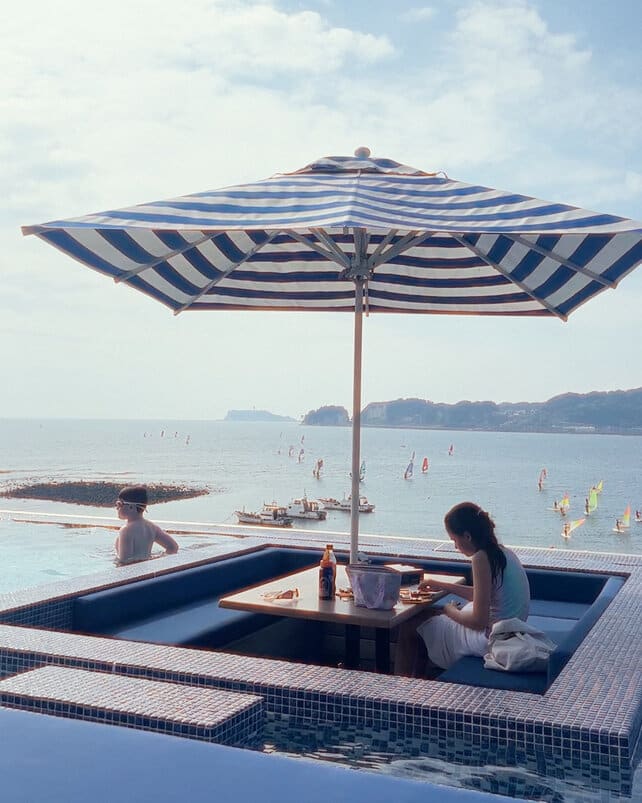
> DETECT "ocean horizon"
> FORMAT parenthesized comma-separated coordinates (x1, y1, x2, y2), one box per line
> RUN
(1, 418, 640, 593)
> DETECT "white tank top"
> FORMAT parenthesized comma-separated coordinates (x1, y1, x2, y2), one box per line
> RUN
(489, 547, 530, 625)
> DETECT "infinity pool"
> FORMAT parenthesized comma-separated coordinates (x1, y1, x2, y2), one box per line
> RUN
(260, 714, 642, 802)
(1, 534, 640, 803)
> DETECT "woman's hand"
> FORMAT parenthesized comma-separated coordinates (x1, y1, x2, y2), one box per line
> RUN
(444, 601, 462, 619)
(419, 578, 442, 592)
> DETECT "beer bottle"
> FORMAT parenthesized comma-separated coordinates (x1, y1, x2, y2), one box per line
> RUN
(319, 545, 335, 600)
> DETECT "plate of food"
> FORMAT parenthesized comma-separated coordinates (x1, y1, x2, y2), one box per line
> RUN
(399, 588, 437, 604)
(262, 588, 300, 603)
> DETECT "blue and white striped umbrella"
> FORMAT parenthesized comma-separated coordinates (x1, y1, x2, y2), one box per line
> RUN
(23, 148, 642, 559)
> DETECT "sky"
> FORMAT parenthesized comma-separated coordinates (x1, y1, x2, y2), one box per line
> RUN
(2, 0, 642, 421)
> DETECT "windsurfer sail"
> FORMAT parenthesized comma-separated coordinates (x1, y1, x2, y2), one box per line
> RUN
(404, 459, 414, 480)
(421, 457, 429, 473)
(349, 460, 366, 482)
(585, 487, 599, 516)
(559, 493, 570, 515)
(312, 458, 324, 479)
(537, 468, 547, 491)
(622, 504, 631, 528)
(298, 448, 305, 463)
(612, 506, 631, 533)
(448, 444, 454, 456)
(562, 518, 585, 539)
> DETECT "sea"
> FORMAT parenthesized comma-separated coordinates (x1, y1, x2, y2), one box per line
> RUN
(0, 418, 641, 594)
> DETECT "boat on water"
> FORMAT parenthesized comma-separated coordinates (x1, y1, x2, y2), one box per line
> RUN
(281, 496, 327, 521)
(235, 505, 293, 527)
(319, 495, 375, 513)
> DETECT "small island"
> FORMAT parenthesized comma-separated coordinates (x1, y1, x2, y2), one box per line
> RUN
(224, 410, 296, 423)
(0, 481, 208, 508)
(302, 405, 350, 426)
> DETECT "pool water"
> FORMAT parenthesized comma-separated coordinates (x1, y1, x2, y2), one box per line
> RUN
(258, 714, 642, 802)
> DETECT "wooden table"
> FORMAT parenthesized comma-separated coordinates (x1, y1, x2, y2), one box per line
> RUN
(219, 565, 465, 673)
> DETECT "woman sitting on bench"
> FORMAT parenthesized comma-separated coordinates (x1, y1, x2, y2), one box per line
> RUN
(395, 501, 530, 676)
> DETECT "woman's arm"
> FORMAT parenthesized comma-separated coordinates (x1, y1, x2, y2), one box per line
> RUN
(442, 551, 492, 631)
(420, 577, 474, 601)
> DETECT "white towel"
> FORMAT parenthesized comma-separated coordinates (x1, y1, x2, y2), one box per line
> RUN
(484, 618, 556, 672)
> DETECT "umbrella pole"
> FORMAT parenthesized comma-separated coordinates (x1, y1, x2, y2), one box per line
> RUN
(350, 277, 364, 564)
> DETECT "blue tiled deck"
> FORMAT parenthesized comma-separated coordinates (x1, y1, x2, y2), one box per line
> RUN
(0, 527, 640, 799)
(0, 665, 264, 744)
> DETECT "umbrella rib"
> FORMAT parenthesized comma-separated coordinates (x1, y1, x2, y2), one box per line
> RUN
(505, 234, 616, 287)
(367, 229, 399, 265)
(116, 232, 223, 283)
(450, 233, 567, 321)
(288, 229, 350, 268)
(312, 227, 354, 267)
(369, 230, 429, 269)
(173, 230, 282, 314)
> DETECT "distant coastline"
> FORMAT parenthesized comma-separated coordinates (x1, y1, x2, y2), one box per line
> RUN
(302, 388, 642, 435)
(224, 409, 296, 423)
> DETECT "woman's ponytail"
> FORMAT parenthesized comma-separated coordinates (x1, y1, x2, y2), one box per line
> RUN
(444, 502, 506, 584)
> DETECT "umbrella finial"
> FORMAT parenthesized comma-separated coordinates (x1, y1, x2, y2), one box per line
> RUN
(354, 146, 371, 159)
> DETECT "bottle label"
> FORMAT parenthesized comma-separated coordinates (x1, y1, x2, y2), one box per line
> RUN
(319, 565, 334, 599)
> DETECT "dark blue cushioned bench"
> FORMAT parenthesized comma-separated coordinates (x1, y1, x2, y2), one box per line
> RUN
(72, 548, 625, 692)
(362, 556, 625, 692)
(436, 574, 625, 693)
(72, 547, 321, 649)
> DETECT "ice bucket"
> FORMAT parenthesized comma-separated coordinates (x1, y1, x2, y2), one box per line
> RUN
(346, 564, 401, 610)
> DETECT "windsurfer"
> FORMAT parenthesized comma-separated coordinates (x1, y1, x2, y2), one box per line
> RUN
(553, 500, 559, 511)
(562, 522, 571, 538)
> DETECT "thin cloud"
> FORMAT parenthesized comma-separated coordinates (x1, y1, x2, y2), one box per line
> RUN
(2, 0, 641, 418)
(401, 6, 437, 22)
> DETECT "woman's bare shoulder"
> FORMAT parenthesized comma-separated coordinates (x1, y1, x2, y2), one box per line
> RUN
(471, 549, 490, 565)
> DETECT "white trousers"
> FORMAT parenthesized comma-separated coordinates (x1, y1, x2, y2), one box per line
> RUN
(417, 603, 488, 670)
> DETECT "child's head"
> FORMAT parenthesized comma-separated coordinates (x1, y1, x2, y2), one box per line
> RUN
(117, 485, 148, 515)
